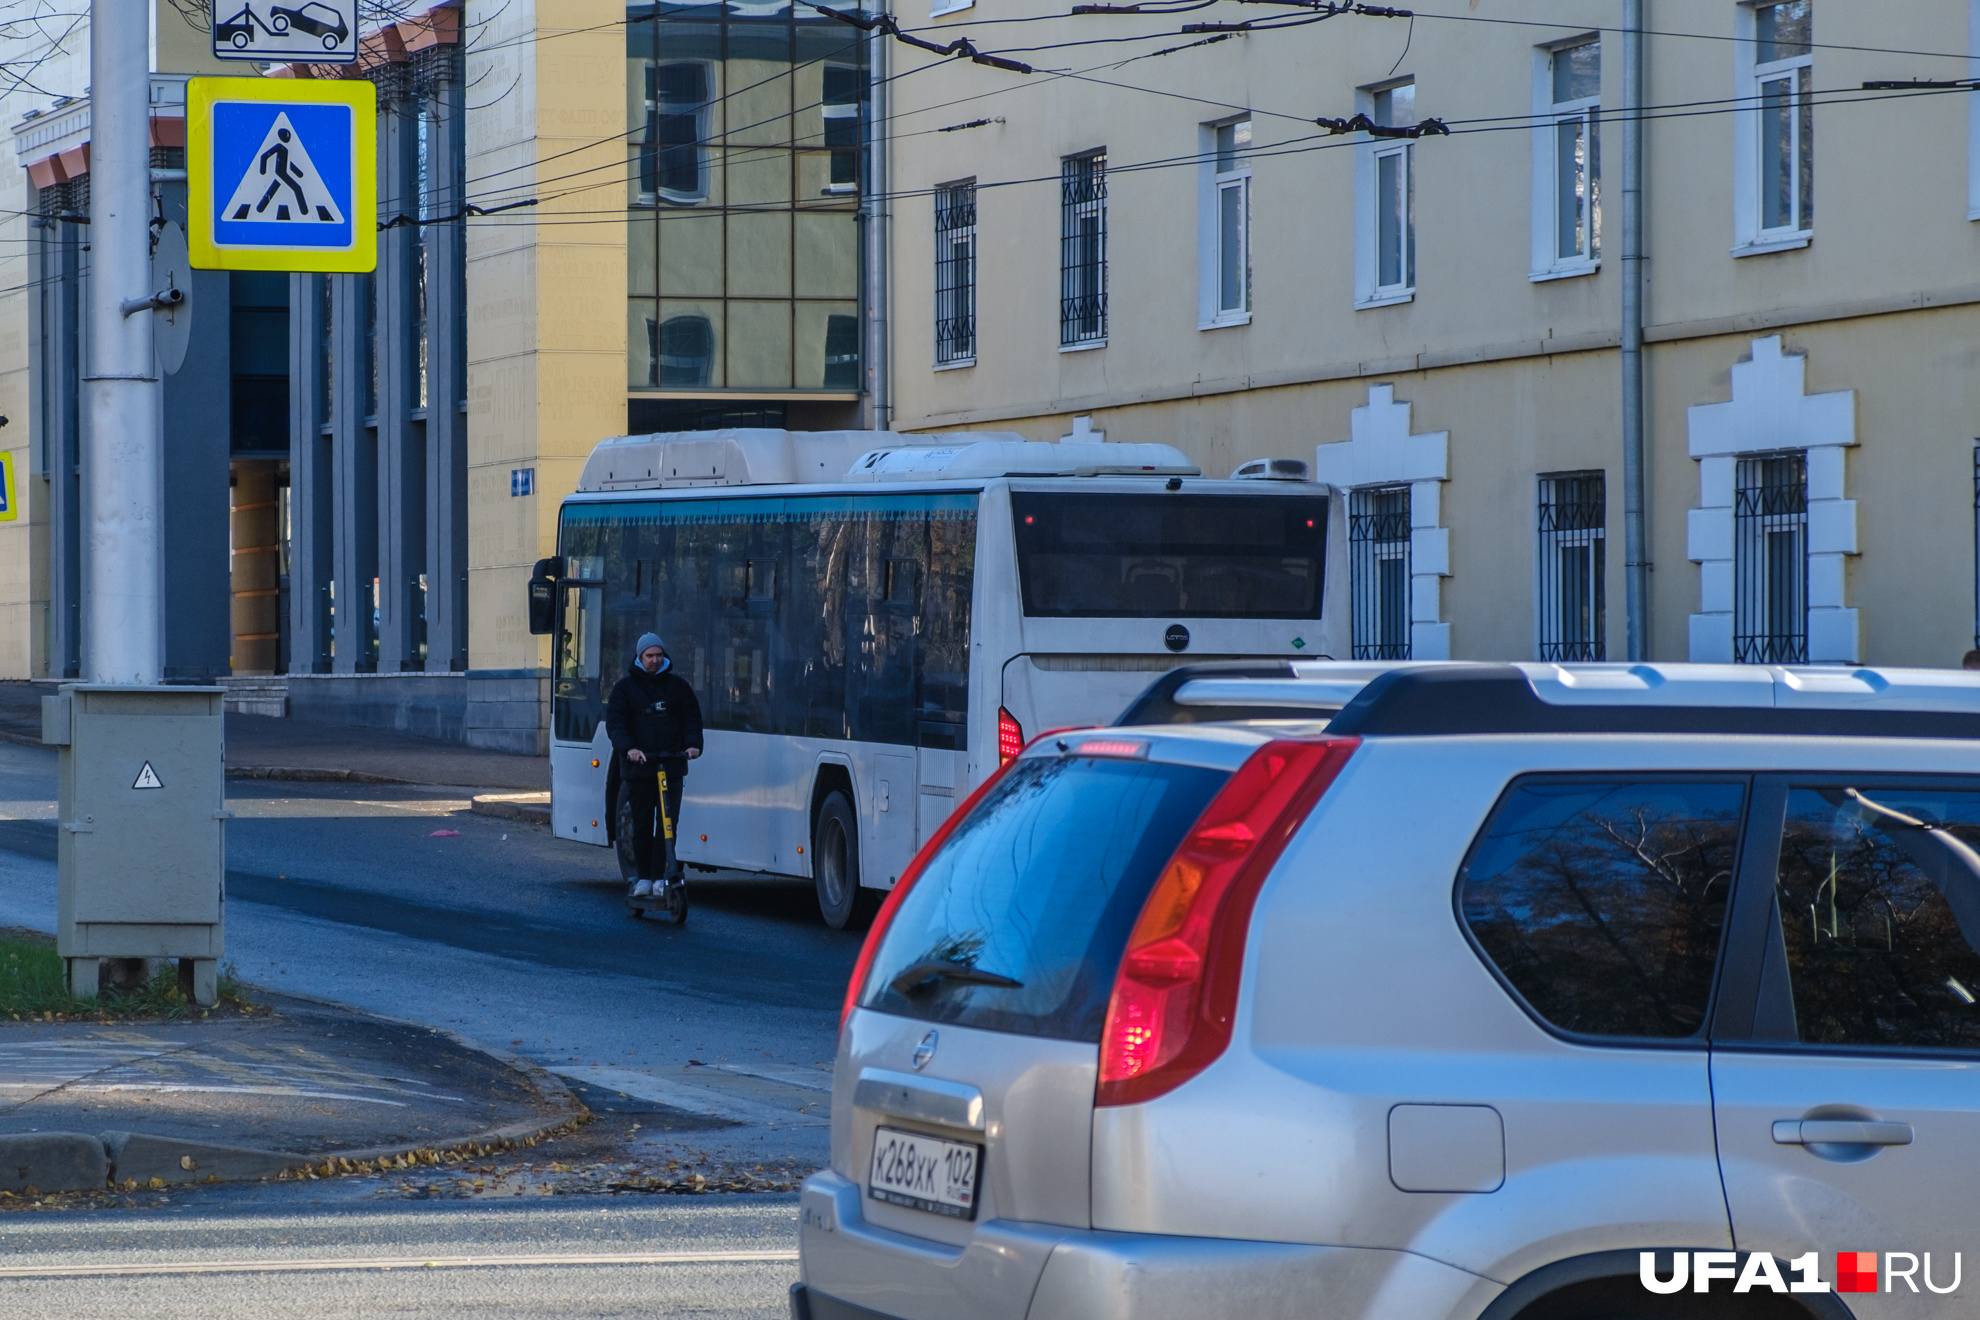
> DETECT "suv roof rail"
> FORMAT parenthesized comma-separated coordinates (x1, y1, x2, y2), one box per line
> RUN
(1326, 663, 1980, 739)
(1117, 661, 1980, 737)
(1115, 662, 1299, 726)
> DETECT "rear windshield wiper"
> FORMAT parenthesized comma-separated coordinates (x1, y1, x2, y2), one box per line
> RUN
(889, 961, 1024, 997)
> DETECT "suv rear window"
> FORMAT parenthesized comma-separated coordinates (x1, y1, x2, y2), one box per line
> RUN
(859, 755, 1230, 1042)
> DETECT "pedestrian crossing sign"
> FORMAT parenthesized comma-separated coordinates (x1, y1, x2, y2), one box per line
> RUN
(186, 77, 375, 273)
(0, 450, 15, 523)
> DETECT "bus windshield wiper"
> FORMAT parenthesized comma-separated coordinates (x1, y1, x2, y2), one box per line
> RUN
(889, 961, 1024, 997)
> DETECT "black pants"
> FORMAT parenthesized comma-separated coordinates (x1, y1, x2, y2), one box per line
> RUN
(625, 759, 686, 881)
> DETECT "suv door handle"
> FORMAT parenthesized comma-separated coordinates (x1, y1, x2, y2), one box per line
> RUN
(1771, 1119, 1914, 1147)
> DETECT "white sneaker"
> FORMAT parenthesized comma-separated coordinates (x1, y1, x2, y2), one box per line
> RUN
(631, 878, 654, 898)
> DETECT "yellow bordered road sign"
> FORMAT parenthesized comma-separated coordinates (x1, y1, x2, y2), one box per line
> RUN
(0, 450, 16, 522)
(187, 77, 375, 273)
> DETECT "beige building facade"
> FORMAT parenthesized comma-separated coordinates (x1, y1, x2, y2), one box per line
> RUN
(886, 0, 1980, 668)
(0, 0, 871, 751)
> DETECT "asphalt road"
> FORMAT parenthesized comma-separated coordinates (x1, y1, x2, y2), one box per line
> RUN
(0, 739, 859, 1083)
(0, 738, 857, 1170)
(0, 1196, 799, 1319)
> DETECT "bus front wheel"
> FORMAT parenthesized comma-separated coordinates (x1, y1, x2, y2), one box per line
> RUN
(813, 791, 866, 930)
(613, 783, 639, 885)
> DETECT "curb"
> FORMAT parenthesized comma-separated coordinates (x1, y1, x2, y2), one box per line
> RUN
(226, 766, 417, 785)
(470, 793, 552, 824)
(9, 990, 591, 1192)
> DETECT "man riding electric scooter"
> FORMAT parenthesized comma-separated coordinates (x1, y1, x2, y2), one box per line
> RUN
(605, 633, 703, 921)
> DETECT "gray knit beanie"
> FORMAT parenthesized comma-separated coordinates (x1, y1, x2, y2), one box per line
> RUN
(634, 633, 670, 673)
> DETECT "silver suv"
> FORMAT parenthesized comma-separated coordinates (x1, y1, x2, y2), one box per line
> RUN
(794, 662, 1980, 1320)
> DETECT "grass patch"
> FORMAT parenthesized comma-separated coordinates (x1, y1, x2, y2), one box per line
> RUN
(0, 929, 259, 1022)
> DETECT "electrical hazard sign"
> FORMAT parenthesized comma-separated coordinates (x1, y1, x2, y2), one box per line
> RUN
(186, 77, 375, 273)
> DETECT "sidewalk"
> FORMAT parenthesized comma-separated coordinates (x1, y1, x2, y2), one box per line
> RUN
(0, 682, 547, 792)
(0, 995, 580, 1195)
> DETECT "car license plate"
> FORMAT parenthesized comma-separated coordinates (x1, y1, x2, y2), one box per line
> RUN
(867, 1126, 981, 1220)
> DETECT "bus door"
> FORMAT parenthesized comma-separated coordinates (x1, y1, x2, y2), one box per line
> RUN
(550, 577, 608, 846)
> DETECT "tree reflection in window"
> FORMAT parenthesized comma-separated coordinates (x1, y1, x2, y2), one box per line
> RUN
(1460, 781, 1742, 1038)
(1774, 787, 1980, 1050)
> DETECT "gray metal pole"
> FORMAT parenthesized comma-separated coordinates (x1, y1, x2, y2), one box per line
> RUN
(82, 0, 162, 684)
(1620, 0, 1649, 661)
(863, 15, 890, 431)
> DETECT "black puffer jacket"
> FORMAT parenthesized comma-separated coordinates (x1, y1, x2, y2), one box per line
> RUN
(605, 664, 705, 763)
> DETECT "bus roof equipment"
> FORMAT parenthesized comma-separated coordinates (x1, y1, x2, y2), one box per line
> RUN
(575, 428, 1201, 493)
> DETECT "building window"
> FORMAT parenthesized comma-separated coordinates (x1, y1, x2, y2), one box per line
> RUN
(652, 314, 715, 387)
(1060, 152, 1107, 347)
(1534, 37, 1600, 277)
(1537, 472, 1606, 660)
(1358, 82, 1415, 306)
(1201, 118, 1250, 325)
(1733, 452, 1808, 663)
(642, 61, 712, 206)
(229, 272, 291, 454)
(822, 65, 863, 194)
(1350, 486, 1412, 659)
(934, 180, 976, 365)
(1738, 0, 1812, 249)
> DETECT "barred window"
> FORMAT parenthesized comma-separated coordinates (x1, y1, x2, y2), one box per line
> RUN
(1350, 486, 1412, 660)
(935, 181, 976, 365)
(1537, 472, 1606, 661)
(1060, 153, 1107, 346)
(1734, 452, 1808, 664)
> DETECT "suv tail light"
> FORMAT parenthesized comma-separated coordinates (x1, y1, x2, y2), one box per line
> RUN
(841, 756, 1023, 1032)
(998, 707, 1024, 765)
(1096, 737, 1360, 1107)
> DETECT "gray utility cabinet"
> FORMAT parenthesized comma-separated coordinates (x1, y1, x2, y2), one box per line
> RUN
(42, 685, 227, 1003)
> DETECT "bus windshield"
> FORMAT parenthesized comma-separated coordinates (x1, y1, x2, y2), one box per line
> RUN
(1011, 491, 1326, 619)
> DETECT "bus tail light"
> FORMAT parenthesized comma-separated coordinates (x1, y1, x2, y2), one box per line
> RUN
(997, 708, 1024, 765)
(840, 757, 1022, 1032)
(1096, 737, 1359, 1108)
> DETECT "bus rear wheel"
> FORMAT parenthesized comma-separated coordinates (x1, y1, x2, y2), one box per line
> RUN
(813, 791, 865, 930)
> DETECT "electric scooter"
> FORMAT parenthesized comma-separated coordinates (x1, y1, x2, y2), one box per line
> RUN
(625, 766, 688, 924)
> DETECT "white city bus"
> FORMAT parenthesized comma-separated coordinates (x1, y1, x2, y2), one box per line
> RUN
(531, 428, 1345, 926)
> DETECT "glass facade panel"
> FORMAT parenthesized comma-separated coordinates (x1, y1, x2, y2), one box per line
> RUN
(628, 0, 863, 395)
(727, 211, 792, 297)
(726, 299, 792, 387)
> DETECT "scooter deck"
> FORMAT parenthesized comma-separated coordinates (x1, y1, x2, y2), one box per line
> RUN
(624, 884, 688, 922)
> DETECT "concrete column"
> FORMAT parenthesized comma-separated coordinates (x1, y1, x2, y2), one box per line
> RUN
(424, 67, 468, 673)
(329, 274, 377, 673)
(375, 93, 425, 673)
(287, 273, 334, 673)
(36, 214, 85, 678)
(230, 460, 281, 673)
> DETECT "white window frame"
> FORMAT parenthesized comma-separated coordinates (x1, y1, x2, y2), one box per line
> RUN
(1968, 0, 1980, 220)
(1530, 35, 1601, 281)
(931, 0, 972, 18)
(1732, 0, 1813, 256)
(1198, 117, 1252, 329)
(1354, 80, 1416, 309)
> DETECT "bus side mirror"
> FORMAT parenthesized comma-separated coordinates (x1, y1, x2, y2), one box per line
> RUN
(527, 557, 564, 635)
